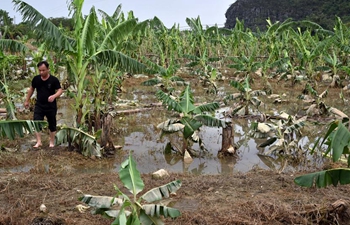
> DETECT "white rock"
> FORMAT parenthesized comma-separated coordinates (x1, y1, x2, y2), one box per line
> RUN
(75, 204, 90, 213)
(152, 169, 169, 179)
(322, 74, 332, 82)
(39, 204, 47, 213)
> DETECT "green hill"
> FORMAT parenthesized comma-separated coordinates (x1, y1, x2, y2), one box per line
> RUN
(225, 0, 350, 30)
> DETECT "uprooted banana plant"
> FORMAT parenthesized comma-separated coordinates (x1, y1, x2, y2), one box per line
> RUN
(156, 85, 227, 156)
(224, 75, 266, 115)
(55, 126, 102, 158)
(79, 154, 181, 224)
(250, 112, 306, 161)
(298, 83, 347, 119)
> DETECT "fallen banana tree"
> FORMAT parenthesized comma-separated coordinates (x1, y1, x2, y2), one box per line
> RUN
(55, 126, 102, 158)
(0, 120, 47, 140)
(250, 112, 307, 158)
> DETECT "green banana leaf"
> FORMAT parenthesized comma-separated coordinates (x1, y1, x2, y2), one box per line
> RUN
(330, 122, 350, 162)
(55, 127, 102, 157)
(194, 114, 226, 128)
(119, 154, 145, 195)
(141, 78, 161, 86)
(294, 168, 350, 188)
(79, 195, 123, 208)
(178, 86, 196, 114)
(139, 209, 164, 225)
(141, 180, 181, 203)
(181, 117, 202, 139)
(156, 90, 182, 112)
(142, 204, 181, 219)
(79, 154, 182, 224)
(0, 120, 47, 140)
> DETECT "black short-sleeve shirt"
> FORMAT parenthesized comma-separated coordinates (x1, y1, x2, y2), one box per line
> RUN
(32, 75, 61, 109)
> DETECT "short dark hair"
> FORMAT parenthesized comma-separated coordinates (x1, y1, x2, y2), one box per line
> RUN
(37, 60, 49, 68)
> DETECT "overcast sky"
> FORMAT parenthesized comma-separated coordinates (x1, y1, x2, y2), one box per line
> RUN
(2, 0, 236, 29)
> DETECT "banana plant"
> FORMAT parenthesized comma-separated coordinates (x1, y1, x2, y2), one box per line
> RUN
(290, 26, 331, 79)
(224, 75, 266, 115)
(7, 0, 150, 157)
(329, 17, 350, 66)
(185, 16, 207, 58)
(295, 120, 350, 188)
(141, 61, 186, 93)
(11, 0, 148, 127)
(317, 50, 343, 87)
(273, 49, 305, 85)
(147, 17, 181, 68)
(156, 85, 227, 154)
(183, 49, 221, 94)
(1, 69, 16, 120)
(228, 45, 262, 77)
(79, 154, 181, 224)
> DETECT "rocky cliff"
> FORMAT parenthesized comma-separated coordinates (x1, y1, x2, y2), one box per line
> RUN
(225, 0, 350, 30)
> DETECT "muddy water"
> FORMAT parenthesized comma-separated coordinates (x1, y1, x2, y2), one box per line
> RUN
(12, 77, 350, 175)
(96, 79, 349, 174)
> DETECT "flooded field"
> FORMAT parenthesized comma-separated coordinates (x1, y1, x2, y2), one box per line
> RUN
(2, 75, 350, 225)
(14, 74, 345, 175)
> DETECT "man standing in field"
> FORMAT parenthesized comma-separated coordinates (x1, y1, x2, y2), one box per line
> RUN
(24, 60, 63, 148)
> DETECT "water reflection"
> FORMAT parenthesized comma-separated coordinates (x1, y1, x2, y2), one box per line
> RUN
(121, 114, 294, 174)
(13, 103, 327, 175)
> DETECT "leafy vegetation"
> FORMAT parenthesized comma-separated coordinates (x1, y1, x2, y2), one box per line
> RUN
(224, 75, 266, 115)
(79, 154, 181, 224)
(156, 85, 226, 155)
(294, 120, 350, 188)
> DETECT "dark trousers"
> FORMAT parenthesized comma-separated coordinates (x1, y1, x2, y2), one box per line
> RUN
(33, 104, 57, 132)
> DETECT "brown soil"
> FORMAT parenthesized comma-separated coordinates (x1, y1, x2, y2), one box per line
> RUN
(0, 147, 349, 225)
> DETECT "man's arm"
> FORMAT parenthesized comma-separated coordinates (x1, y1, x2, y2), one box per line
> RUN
(24, 86, 34, 109)
(48, 88, 63, 102)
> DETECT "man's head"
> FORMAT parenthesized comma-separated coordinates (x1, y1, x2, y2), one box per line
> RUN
(37, 61, 50, 78)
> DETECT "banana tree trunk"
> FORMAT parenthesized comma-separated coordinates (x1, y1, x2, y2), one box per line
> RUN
(76, 105, 83, 126)
(182, 138, 189, 155)
(101, 113, 115, 155)
(219, 121, 236, 157)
